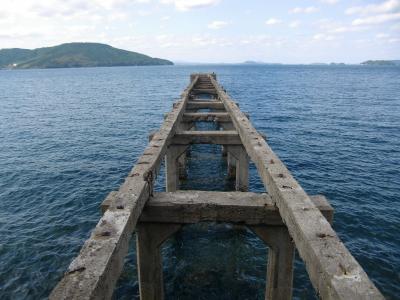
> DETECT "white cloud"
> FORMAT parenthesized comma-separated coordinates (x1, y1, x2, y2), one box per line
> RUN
(290, 6, 319, 14)
(108, 11, 127, 20)
(136, 9, 152, 16)
(154, 34, 182, 48)
(345, 0, 400, 27)
(313, 33, 335, 41)
(315, 19, 370, 33)
(265, 18, 282, 25)
(376, 33, 391, 39)
(30, 0, 92, 17)
(93, 0, 131, 10)
(289, 21, 301, 28)
(352, 12, 400, 25)
(191, 35, 217, 46)
(160, 0, 220, 11)
(0, 0, 398, 63)
(319, 0, 339, 4)
(208, 20, 229, 29)
(330, 26, 367, 33)
(391, 22, 400, 30)
(345, 0, 400, 15)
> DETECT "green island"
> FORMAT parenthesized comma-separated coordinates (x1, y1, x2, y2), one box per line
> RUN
(361, 60, 400, 66)
(0, 42, 173, 69)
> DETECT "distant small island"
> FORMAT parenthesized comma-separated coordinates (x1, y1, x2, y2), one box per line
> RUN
(0, 42, 173, 69)
(309, 62, 345, 65)
(361, 60, 400, 66)
(243, 61, 282, 65)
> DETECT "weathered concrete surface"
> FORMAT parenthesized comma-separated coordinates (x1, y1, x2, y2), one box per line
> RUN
(226, 145, 249, 191)
(187, 101, 224, 110)
(140, 192, 333, 225)
(172, 130, 241, 145)
(50, 75, 200, 300)
(136, 223, 182, 300)
(251, 226, 295, 300)
(102, 191, 334, 225)
(191, 88, 217, 95)
(165, 145, 188, 192)
(52, 73, 382, 300)
(183, 112, 231, 122)
(209, 75, 384, 300)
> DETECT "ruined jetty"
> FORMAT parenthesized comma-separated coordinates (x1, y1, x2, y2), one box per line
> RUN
(51, 73, 384, 299)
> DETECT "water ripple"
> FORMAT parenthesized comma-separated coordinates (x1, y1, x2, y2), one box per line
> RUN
(0, 65, 399, 299)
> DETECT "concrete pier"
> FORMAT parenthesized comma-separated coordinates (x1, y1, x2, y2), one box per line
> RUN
(50, 73, 384, 300)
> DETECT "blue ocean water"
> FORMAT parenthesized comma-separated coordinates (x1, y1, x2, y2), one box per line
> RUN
(0, 65, 399, 299)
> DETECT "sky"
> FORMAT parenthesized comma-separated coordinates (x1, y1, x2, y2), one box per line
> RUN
(0, 0, 399, 63)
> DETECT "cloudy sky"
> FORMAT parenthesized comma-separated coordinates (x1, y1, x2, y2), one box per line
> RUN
(0, 0, 399, 63)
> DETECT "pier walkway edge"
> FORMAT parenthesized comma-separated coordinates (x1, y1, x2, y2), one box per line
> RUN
(50, 73, 384, 300)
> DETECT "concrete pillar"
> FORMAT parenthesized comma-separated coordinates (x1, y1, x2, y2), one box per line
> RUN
(177, 153, 187, 180)
(136, 223, 182, 300)
(221, 122, 234, 159)
(227, 152, 236, 179)
(226, 145, 249, 191)
(176, 124, 192, 180)
(236, 147, 249, 192)
(165, 145, 188, 192)
(250, 226, 295, 300)
(221, 145, 228, 157)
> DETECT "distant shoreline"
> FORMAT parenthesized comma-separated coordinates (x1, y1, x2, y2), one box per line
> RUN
(0, 64, 175, 71)
(1, 42, 398, 70)
(175, 60, 400, 66)
(1, 61, 399, 71)
(0, 42, 173, 70)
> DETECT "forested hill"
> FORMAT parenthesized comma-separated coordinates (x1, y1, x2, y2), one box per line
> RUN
(361, 60, 400, 66)
(0, 43, 173, 69)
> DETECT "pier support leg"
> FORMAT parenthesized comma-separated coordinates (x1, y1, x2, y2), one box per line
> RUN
(165, 145, 188, 192)
(220, 124, 228, 157)
(227, 152, 236, 179)
(221, 144, 228, 157)
(221, 123, 234, 159)
(236, 147, 249, 192)
(250, 226, 294, 300)
(136, 223, 182, 300)
(221, 123, 236, 177)
(177, 124, 192, 180)
(177, 153, 187, 180)
(226, 145, 249, 191)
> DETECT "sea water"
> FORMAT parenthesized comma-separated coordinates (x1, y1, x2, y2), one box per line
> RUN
(0, 65, 399, 299)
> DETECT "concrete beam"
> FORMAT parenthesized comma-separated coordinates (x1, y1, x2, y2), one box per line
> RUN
(102, 192, 334, 225)
(187, 101, 225, 110)
(250, 226, 295, 300)
(183, 112, 231, 123)
(171, 130, 242, 145)
(165, 145, 188, 192)
(136, 223, 182, 300)
(50, 75, 201, 300)
(137, 191, 334, 225)
(226, 145, 249, 191)
(209, 75, 384, 300)
(191, 88, 217, 94)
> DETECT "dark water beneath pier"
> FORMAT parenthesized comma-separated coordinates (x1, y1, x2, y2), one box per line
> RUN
(0, 65, 399, 299)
